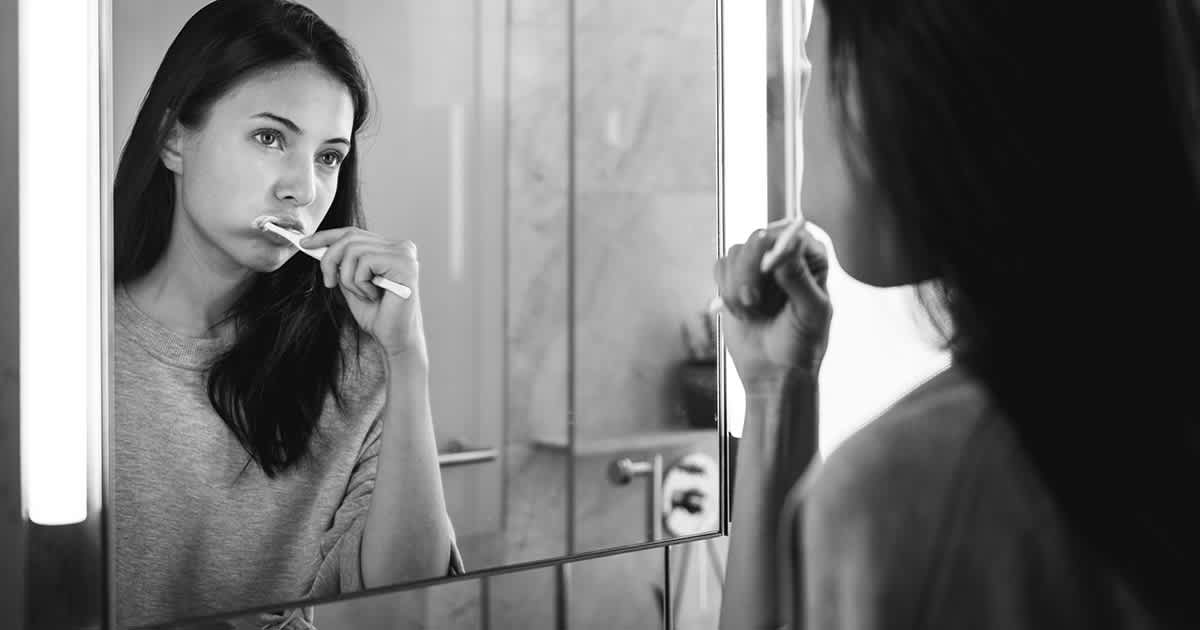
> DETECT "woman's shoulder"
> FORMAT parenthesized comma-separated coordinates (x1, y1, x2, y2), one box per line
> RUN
(786, 365, 1086, 625)
(803, 365, 1000, 519)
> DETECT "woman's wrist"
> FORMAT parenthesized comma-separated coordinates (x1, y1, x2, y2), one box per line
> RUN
(742, 367, 819, 399)
(742, 369, 819, 471)
(384, 350, 430, 386)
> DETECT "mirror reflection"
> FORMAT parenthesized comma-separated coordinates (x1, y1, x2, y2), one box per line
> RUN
(175, 546, 670, 630)
(113, 2, 462, 626)
(110, 0, 720, 627)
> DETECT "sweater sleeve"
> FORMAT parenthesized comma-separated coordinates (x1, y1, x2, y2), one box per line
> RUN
(305, 413, 464, 597)
(306, 411, 384, 597)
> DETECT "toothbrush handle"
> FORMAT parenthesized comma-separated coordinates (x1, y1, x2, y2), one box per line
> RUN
(372, 276, 413, 299)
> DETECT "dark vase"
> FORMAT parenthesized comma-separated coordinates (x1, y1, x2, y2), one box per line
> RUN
(676, 358, 718, 428)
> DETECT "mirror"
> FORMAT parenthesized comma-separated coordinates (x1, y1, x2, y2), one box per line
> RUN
(167, 546, 670, 629)
(106, 0, 721, 627)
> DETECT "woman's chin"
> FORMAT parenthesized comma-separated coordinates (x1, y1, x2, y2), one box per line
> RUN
(243, 249, 300, 274)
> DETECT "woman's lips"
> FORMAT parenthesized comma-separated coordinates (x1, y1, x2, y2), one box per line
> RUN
(252, 215, 306, 249)
(252, 214, 305, 233)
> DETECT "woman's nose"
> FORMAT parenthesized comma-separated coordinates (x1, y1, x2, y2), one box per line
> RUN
(273, 157, 317, 207)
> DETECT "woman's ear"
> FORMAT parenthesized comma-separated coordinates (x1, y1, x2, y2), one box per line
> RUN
(160, 117, 185, 175)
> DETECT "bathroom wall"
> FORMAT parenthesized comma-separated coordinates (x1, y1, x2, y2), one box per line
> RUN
(571, 0, 717, 442)
(1, 0, 25, 624)
(497, 0, 722, 625)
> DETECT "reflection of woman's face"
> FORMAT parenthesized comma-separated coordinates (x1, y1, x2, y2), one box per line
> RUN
(163, 61, 354, 273)
(800, 3, 919, 288)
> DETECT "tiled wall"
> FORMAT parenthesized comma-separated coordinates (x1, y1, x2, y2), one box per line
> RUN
(570, 0, 718, 441)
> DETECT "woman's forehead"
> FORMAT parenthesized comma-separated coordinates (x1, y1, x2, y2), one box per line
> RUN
(210, 63, 354, 139)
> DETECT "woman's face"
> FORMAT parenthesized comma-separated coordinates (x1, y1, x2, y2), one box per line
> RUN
(800, 2, 922, 288)
(161, 61, 354, 274)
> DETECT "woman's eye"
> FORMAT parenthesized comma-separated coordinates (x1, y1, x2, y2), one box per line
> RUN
(254, 131, 281, 147)
(319, 151, 344, 168)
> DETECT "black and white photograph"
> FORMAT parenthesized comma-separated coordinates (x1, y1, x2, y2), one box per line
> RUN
(6, 0, 1197, 629)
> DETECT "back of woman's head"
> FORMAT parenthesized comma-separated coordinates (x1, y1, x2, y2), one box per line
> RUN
(820, 0, 1199, 622)
(114, 0, 376, 478)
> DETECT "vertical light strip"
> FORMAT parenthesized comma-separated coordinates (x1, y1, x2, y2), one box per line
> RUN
(721, 0, 767, 439)
(19, 0, 98, 526)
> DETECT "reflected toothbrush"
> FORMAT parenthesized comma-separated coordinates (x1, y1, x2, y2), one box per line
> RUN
(253, 217, 413, 300)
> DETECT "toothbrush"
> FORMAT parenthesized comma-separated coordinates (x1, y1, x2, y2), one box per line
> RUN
(708, 217, 807, 314)
(254, 218, 413, 300)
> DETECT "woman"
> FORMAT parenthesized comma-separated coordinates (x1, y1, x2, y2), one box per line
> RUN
(719, 0, 1198, 628)
(112, 1, 461, 626)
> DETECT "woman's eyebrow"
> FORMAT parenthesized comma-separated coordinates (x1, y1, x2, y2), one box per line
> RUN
(251, 112, 351, 147)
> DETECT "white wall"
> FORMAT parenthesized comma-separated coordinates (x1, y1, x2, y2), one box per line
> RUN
(811, 226, 951, 455)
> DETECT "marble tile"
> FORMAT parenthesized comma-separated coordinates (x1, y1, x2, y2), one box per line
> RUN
(511, 0, 568, 28)
(572, 193, 718, 440)
(502, 445, 569, 562)
(425, 579, 482, 630)
(508, 20, 571, 445)
(568, 548, 665, 630)
(576, 0, 717, 42)
(573, 22, 718, 194)
(488, 566, 560, 630)
(509, 23, 571, 195)
(507, 191, 569, 443)
(669, 537, 728, 630)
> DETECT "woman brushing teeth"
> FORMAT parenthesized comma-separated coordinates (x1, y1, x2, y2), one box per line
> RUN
(111, 1, 460, 626)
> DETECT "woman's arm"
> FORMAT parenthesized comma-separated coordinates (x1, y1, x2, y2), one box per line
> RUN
(359, 352, 453, 587)
(720, 372, 820, 630)
(297, 227, 456, 588)
(713, 225, 831, 629)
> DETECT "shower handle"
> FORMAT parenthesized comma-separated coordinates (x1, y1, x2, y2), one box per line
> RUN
(608, 455, 665, 541)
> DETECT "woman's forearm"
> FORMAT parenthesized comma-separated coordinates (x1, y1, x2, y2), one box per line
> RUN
(360, 354, 453, 588)
(719, 371, 820, 630)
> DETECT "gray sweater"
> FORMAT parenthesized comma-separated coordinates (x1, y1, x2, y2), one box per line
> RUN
(777, 366, 1161, 629)
(114, 285, 461, 629)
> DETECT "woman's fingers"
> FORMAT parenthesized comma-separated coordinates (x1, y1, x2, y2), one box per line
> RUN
(772, 228, 830, 306)
(350, 245, 419, 300)
(308, 229, 385, 293)
(340, 240, 419, 302)
(718, 243, 747, 319)
(304, 227, 417, 302)
(717, 230, 776, 319)
(298, 226, 363, 249)
(733, 230, 772, 310)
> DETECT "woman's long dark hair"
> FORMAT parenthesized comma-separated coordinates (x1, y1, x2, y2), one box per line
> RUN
(114, 0, 374, 478)
(821, 0, 1200, 623)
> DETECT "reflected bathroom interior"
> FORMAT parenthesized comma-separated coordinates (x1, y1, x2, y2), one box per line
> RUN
(91, 0, 720, 627)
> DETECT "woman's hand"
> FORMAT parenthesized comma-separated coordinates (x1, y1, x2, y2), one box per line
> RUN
(714, 223, 833, 391)
(299, 227, 427, 363)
